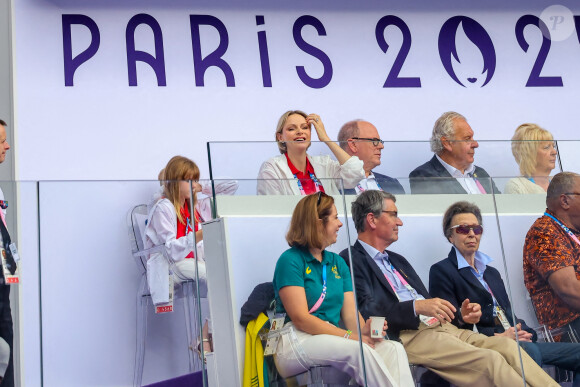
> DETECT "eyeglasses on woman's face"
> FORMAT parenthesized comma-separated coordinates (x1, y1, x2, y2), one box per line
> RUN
(449, 224, 483, 235)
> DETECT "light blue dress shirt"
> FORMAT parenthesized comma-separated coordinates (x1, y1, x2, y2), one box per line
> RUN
(454, 247, 498, 314)
(359, 239, 418, 314)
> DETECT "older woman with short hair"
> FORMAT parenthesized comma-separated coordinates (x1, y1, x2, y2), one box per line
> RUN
(257, 110, 364, 195)
(505, 123, 558, 194)
(429, 201, 579, 384)
(273, 192, 413, 386)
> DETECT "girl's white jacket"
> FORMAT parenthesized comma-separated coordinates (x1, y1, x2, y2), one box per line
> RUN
(144, 180, 238, 304)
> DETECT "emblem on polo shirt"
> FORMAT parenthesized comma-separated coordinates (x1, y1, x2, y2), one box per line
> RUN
(332, 265, 340, 279)
(306, 266, 311, 275)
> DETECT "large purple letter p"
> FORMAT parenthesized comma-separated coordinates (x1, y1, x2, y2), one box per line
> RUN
(62, 15, 100, 86)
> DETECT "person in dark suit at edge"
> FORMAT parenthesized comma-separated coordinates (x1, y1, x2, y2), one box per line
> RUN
(339, 190, 557, 387)
(409, 111, 500, 194)
(337, 120, 405, 195)
(0, 120, 13, 387)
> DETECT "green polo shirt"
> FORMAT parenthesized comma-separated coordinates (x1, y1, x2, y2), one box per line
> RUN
(273, 246, 353, 327)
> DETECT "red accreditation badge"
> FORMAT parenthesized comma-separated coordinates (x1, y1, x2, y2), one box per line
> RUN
(0, 248, 18, 284)
(155, 274, 174, 314)
(419, 314, 439, 327)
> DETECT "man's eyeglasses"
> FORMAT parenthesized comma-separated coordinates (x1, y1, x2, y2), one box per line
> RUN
(565, 193, 580, 196)
(449, 224, 483, 235)
(382, 210, 398, 218)
(351, 137, 384, 147)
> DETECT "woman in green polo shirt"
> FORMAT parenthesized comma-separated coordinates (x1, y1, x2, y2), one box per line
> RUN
(273, 192, 413, 386)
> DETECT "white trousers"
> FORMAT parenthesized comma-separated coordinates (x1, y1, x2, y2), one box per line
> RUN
(174, 259, 210, 331)
(175, 258, 206, 282)
(274, 323, 414, 387)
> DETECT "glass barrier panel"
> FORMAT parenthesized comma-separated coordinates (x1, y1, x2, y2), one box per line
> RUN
(37, 180, 208, 387)
(556, 140, 580, 173)
(206, 174, 557, 386)
(204, 178, 376, 386)
(32, 176, 571, 386)
(386, 177, 529, 386)
(207, 139, 568, 196)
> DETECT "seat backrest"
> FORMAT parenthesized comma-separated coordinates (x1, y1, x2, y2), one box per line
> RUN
(127, 204, 149, 272)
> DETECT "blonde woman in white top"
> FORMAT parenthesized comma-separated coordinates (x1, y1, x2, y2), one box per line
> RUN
(505, 124, 557, 194)
(257, 110, 364, 195)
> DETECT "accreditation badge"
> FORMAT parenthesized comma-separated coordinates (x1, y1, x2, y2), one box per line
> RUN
(264, 315, 285, 356)
(419, 314, 439, 327)
(0, 247, 18, 284)
(496, 306, 511, 331)
(155, 274, 174, 314)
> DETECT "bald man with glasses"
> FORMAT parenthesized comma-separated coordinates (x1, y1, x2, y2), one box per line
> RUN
(337, 120, 405, 195)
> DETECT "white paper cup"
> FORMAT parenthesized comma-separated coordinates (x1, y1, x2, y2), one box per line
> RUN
(369, 316, 385, 338)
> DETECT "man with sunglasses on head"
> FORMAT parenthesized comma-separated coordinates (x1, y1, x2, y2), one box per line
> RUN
(340, 190, 558, 387)
(337, 120, 405, 195)
(409, 111, 500, 194)
(430, 201, 580, 385)
(524, 172, 580, 342)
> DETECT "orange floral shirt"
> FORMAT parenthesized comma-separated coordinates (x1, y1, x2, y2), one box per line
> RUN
(523, 210, 580, 330)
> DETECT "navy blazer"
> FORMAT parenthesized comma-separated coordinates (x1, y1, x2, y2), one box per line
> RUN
(342, 172, 405, 195)
(340, 241, 431, 341)
(409, 155, 500, 194)
(429, 248, 536, 341)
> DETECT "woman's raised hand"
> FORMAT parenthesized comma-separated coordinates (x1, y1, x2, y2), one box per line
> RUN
(306, 113, 330, 142)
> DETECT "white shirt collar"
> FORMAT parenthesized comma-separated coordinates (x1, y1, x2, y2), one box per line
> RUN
(436, 154, 475, 177)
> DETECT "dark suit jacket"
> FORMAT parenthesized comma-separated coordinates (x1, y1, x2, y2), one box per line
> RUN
(339, 241, 431, 340)
(409, 155, 500, 194)
(343, 172, 405, 195)
(429, 247, 536, 341)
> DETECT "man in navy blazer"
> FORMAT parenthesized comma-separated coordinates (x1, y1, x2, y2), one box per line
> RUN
(430, 201, 580, 383)
(337, 120, 404, 195)
(339, 190, 556, 387)
(409, 111, 500, 194)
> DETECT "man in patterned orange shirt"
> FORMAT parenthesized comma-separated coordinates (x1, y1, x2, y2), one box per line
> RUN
(524, 172, 580, 339)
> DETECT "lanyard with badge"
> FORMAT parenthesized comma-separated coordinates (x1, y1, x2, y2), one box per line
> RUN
(477, 274, 511, 330)
(294, 173, 322, 195)
(355, 178, 383, 194)
(545, 212, 580, 246)
(264, 264, 328, 356)
(381, 258, 438, 326)
(0, 203, 19, 285)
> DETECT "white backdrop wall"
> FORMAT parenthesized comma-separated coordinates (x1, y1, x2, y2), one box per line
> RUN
(9, 0, 580, 386)
(12, 0, 580, 180)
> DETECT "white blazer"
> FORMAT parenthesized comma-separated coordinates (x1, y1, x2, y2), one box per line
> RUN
(144, 180, 238, 304)
(256, 154, 364, 195)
